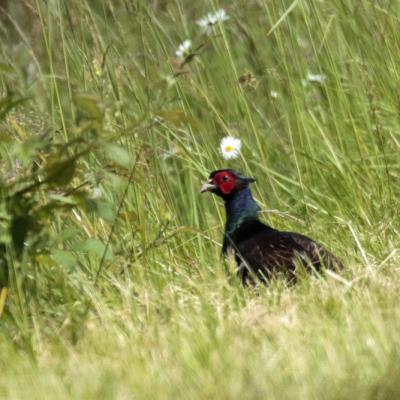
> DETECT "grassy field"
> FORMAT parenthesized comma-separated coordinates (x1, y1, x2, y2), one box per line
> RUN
(0, 0, 400, 398)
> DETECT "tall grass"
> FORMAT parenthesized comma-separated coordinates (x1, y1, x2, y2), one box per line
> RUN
(0, 0, 399, 398)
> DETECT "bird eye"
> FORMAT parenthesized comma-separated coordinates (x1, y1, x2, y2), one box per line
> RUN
(222, 175, 229, 181)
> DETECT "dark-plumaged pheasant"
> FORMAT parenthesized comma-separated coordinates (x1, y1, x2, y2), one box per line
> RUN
(200, 169, 343, 283)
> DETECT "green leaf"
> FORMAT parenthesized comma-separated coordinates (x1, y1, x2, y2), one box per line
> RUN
(104, 143, 131, 169)
(44, 158, 76, 186)
(57, 228, 81, 243)
(74, 94, 103, 121)
(51, 250, 77, 268)
(155, 108, 198, 127)
(85, 199, 115, 223)
(0, 95, 30, 119)
(47, 194, 80, 205)
(95, 201, 115, 223)
(0, 63, 16, 74)
(74, 238, 113, 261)
(0, 132, 13, 143)
(35, 254, 57, 268)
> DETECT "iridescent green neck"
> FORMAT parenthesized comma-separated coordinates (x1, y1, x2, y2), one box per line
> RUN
(225, 186, 260, 234)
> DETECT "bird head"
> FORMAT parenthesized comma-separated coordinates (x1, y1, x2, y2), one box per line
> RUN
(200, 169, 255, 198)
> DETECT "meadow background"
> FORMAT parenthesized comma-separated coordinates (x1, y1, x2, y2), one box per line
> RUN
(0, 0, 400, 398)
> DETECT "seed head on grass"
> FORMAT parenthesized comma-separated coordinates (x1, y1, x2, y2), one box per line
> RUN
(238, 72, 258, 89)
(93, 57, 102, 77)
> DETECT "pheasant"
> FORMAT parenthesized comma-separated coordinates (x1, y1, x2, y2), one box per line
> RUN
(200, 169, 343, 283)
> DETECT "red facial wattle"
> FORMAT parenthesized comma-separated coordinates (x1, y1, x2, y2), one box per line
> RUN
(212, 171, 237, 195)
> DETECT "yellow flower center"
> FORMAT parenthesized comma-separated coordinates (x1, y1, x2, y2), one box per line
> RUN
(224, 145, 234, 152)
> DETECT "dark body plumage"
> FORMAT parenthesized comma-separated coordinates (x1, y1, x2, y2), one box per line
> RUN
(201, 169, 343, 284)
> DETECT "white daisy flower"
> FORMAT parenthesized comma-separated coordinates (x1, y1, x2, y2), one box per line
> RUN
(214, 9, 229, 22)
(196, 15, 212, 32)
(270, 90, 279, 99)
(306, 73, 326, 83)
(197, 8, 229, 33)
(175, 39, 192, 59)
(220, 136, 241, 160)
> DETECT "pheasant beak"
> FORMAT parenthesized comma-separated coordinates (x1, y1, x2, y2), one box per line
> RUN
(200, 179, 216, 193)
